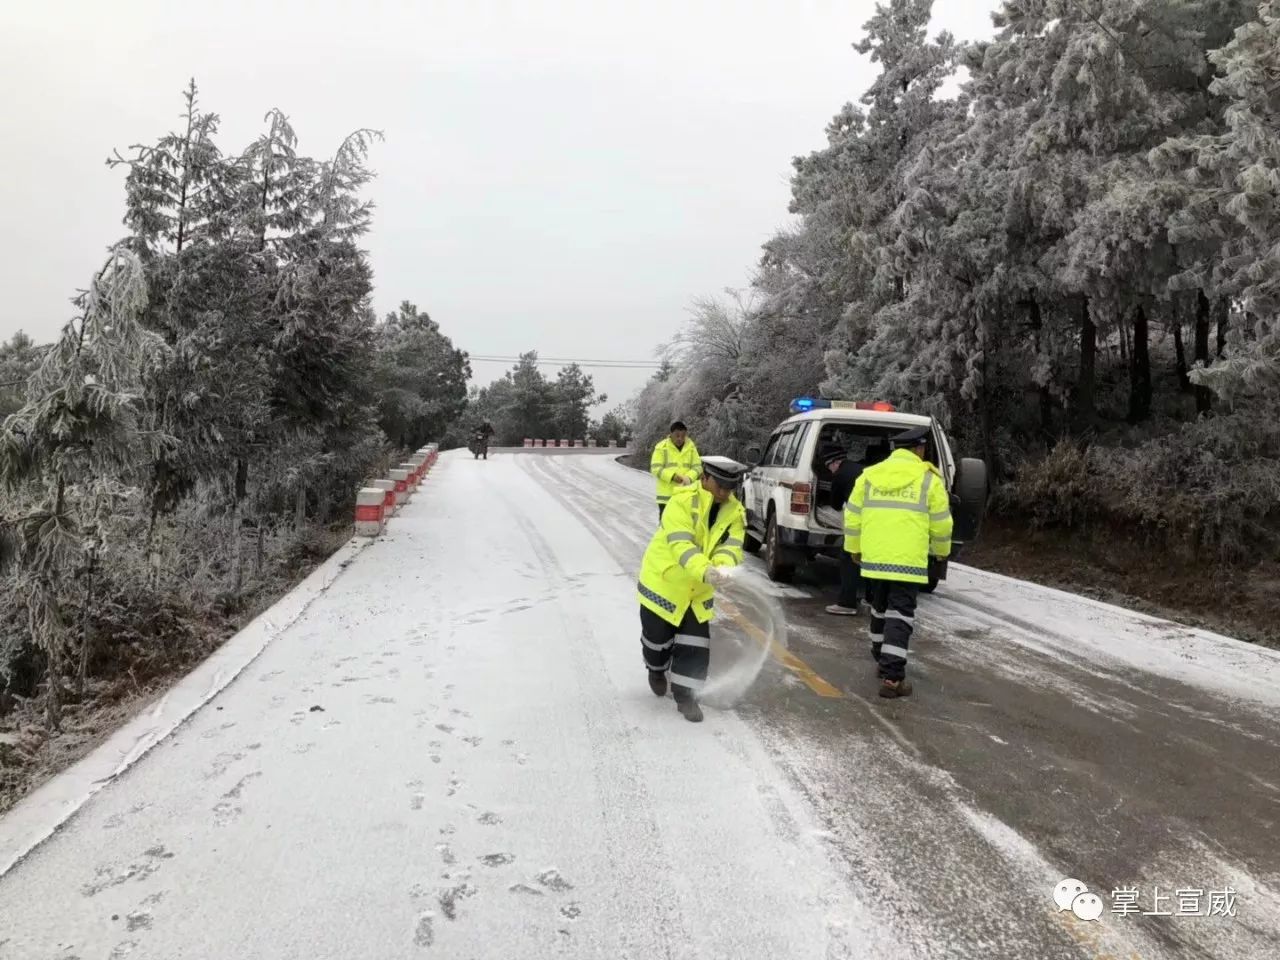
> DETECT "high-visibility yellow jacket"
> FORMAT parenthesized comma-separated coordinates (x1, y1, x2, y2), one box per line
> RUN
(637, 485, 745, 626)
(650, 437, 702, 505)
(844, 449, 952, 584)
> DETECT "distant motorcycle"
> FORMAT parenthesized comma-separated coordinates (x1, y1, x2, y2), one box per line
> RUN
(469, 430, 489, 460)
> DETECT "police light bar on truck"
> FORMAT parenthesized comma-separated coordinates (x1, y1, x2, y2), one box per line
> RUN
(788, 397, 896, 414)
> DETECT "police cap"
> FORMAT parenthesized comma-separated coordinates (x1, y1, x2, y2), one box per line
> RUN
(701, 455, 748, 489)
(890, 425, 931, 448)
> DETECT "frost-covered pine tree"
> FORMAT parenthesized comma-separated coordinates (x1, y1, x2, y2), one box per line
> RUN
(1180, 0, 1280, 404)
(0, 248, 161, 727)
(372, 301, 471, 449)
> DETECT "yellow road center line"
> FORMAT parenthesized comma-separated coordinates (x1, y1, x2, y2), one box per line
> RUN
(720, 598, 843, 699)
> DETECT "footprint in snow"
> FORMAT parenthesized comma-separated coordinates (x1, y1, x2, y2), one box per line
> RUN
(509, 883, 544, 897)
(430, 754, 442, 764)
(200, 722, 237, 741)
(413, 913, 435, 947)
(479, 853, 515, 867)
(204, 751, 245, 780)
(411, 794, 426, 811)
(435, 724, 454, 735)
(536, 868, 573, 892)
(436, 844, 457, 866)
(437, 882, 477, 920)
(559, 903, 583, 921)
(477, 811, 502, 826)
(83, 847, 175, 898)
(125, 912, 152, 932)
(447, 778, 463, 797)
(462, 736, 482, 747)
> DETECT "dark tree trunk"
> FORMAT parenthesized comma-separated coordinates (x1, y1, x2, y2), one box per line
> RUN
(1128, 303, 1152, 424)
(1216, 297, 1230, 357)
(231, 458, 249, 596)
(1174, 321, 1190, 392)
(1026, 297, 1054, 439)
(76, 554, 96, 700)
(979, 310, 1004, 480)
(1075, 298, 1096, 431)
(1194, 289, 1212, 414)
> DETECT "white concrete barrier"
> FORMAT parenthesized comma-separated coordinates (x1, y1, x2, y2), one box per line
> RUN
(371, 479, 397, 515)
(389, 469, 410, 505)
(354, 487, 385, 536)
(399, 462, 419, 488)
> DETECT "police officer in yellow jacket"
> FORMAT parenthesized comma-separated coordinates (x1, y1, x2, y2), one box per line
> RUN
(844, 425, 952, 699)
(650, 421, 702, 521)
(637, 456, 746, 722)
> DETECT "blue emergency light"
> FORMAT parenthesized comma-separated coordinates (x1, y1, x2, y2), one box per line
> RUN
(789, 397, 832, 414)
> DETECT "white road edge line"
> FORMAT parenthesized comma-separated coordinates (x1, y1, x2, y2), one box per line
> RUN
(0, 535, 376, 878)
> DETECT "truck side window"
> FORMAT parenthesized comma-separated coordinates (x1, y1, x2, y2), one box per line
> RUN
(770, 427, 796, 466)
(760, 431, 782, 466)
(785, 422, 811, 468)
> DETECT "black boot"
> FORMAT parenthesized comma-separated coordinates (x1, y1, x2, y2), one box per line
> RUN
(648, 671, 668, 697)
(672, 686, 703, 722)
(879, 678, 913, 699)
(677, 699, 704, 722)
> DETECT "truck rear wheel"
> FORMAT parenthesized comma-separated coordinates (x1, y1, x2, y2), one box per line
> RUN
(765, 514, 795, 583)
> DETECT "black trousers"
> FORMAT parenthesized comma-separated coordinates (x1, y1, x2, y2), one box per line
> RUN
(640, 606, 710, 701)
(838, 551, 864, 607)
(867, 580, 918, 682)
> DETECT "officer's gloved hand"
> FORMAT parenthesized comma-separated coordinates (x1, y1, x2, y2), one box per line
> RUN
(704, 566, 731, 586)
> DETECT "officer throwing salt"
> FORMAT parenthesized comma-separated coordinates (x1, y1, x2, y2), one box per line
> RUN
(844, 425, 952, 699)
(637, 456, 747, 722)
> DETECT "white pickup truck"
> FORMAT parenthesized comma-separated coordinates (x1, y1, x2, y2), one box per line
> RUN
(741, 398, 988, 590)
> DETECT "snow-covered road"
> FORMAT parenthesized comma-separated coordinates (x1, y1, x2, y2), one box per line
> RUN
(2, 450, 1278, 959)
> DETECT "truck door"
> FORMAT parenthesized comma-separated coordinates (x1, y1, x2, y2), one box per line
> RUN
(747, 429, 784, 523)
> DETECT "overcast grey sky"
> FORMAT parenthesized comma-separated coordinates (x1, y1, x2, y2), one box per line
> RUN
(0, 0, 994, 408)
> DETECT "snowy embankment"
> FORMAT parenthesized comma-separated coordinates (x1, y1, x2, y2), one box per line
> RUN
(0, 538, 373, 878)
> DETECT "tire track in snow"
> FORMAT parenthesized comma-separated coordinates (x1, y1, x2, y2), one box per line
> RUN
(494, 469, 693, 959)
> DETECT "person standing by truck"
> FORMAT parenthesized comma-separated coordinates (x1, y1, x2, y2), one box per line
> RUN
(844, 425, 952, 699)
(650, 420, 702, 521)
(820, 443, 866, 616)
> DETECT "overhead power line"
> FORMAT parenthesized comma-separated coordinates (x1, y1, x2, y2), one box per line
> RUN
(468, 355, 663, 370)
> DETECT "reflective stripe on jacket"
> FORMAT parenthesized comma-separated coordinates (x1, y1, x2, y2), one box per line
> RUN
(637, 485, 744, 626)
(844, 449, 953, 584)
(650, 437, 702, 504)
